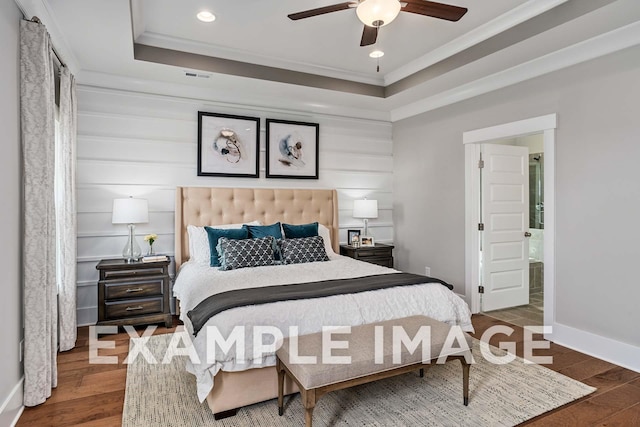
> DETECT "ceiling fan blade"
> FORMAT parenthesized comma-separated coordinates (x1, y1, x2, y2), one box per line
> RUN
(360, 25, 378, 47)
(288, 2, 355, 20)
(402, 0, 468, 21)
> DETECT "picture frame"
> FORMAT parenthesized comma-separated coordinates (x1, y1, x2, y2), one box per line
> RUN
(197, 111, 260, 178)
(347, 229, 361, 246)
(360, 236, 375, 247)
(266, 119, 319, 179)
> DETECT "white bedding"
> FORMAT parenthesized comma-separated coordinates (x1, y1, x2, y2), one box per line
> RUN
(173, 255, 473, 402)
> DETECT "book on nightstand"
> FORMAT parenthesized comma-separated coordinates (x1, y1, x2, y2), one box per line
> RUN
(141, 255, 168, 263)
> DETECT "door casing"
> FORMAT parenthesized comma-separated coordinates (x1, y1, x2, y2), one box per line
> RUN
(463, 114, 557, 337)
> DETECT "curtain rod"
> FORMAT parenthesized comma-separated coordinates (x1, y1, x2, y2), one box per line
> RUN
(25, 16, 67, 69)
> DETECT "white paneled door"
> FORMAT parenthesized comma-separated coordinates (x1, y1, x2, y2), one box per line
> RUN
(481, 144, 530, 312)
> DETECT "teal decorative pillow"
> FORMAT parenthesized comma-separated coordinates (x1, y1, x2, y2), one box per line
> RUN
(243, 222, 283, 239)
(204, 226, 248, 267)
(279, 236, 329, 265)
(217, 236, 277, 270)
(282, 222, 318, 239)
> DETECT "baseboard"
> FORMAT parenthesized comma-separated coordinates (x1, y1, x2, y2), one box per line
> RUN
(77, 306, 97, 327)
(0, 377, 24, 427)
(551, 322, 640, 373)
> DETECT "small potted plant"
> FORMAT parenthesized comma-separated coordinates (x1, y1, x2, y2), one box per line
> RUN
(144, 234, 158, 256)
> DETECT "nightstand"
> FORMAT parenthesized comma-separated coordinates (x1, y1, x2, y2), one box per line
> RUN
(340, 243, 394, 268)
(96, 258, 173, 328)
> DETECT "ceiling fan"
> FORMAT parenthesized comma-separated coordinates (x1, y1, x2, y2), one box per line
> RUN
(288, 0, 468, 47)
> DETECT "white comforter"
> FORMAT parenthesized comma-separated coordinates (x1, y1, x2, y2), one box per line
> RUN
(173, 255, 473, 402)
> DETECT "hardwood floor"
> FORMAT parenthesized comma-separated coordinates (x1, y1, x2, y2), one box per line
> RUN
(16, 315, 640, 426)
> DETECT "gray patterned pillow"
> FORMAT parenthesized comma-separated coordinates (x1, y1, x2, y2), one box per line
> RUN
(217, 236, 277, 270)
(280, 236, 330, 265)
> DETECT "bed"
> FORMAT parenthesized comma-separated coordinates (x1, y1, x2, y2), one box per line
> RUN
(173, 187, 473, 417)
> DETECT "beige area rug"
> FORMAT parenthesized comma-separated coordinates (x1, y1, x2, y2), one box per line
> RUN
(122, 333, 595, 426)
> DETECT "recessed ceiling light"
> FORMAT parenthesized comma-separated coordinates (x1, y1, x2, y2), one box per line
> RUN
(369, 50, 384, 58)
(197, 11, 216, 22)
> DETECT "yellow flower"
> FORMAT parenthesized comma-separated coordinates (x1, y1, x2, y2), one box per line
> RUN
(144, 234, 158, 244)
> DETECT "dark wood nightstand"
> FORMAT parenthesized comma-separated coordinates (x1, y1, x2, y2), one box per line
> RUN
(340, 243, 394, 268)
(96, 258, 173, 328)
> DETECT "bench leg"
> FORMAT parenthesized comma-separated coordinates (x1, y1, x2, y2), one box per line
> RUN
(460, 358, 470, 406)
(419, 368, 424, 378)
(276, 359, 284, 416)
(302, 388, 316, 427)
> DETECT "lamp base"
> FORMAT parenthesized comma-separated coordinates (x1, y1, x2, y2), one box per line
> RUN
(122, 223, 142, 262)
(363, 218, 370, 237)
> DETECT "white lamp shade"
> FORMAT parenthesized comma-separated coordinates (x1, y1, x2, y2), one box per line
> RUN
(356, 0, 401, 27)
(353, 199, 378, 219)
(112, 198, 149, 224)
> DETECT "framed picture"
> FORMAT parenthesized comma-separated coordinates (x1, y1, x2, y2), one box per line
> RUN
(361, 236, 375, 247)
(266, 119, 319, 179)
(198, 111, 260, 178)
(347, 229, 361, 245)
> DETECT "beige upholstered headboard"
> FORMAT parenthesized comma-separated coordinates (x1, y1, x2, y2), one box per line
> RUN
(175, 187, 339, 269)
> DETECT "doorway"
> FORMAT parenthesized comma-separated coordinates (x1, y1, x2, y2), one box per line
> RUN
(463, 114, 556, 334)
(481, 135, 545, 326)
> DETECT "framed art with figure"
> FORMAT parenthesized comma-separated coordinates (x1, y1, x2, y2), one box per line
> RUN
(198, 111, 260, 178)
(266, 119, 319, 179)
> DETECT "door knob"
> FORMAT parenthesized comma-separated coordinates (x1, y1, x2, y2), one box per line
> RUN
(524, 232, 532, 237)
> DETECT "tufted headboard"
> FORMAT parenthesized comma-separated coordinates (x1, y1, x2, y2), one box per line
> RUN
(174, 187, 339, 269)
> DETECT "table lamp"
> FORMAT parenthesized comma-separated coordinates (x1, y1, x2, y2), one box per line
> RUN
(112, 197, 149, 263)
(353, 199, 378, 237)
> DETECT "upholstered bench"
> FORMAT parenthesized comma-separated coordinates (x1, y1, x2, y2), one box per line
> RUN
(276, 315, 472, 427)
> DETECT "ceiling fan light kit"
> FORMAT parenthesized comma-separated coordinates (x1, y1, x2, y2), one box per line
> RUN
(288, 0, 468, 47)
(356, 0, 402, 27)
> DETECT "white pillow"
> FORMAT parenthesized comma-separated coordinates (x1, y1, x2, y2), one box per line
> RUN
(318, 224, 336, 256)
(187, 221, 261, 265)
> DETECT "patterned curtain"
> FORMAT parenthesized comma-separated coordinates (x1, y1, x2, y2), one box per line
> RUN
(20, 18, 58, 407)
(57, 67, 78, 351)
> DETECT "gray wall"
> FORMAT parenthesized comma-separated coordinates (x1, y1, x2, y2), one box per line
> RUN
(393, 45, 640, 347)
(0, 0, 24, 423)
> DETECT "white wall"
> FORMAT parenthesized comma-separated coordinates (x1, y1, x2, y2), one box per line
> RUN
(393, 45, 640, 350)
(0, 1, 24, 425)
(75, 86, 394, 325)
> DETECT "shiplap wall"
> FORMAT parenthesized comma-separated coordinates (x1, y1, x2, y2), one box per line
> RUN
(76, 86, 394, 326)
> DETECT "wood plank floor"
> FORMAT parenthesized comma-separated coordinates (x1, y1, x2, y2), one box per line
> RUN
(16, 315, 640, 426)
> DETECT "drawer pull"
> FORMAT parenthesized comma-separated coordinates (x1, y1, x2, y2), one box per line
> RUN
(125, 288, 144, 293)
(125, 306, 144, 311)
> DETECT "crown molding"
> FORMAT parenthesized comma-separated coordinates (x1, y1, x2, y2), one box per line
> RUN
(13, 0, 80, 72)
(384, 0, 569, 85)
(390, 20, 640, 122)
(136, 32, 385, 87)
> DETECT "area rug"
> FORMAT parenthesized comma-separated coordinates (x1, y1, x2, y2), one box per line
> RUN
(122, 333, 595, 426)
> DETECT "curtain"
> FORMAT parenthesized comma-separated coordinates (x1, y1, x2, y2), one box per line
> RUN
(20, 18, 57, 407)
(57, 67, 77, 351)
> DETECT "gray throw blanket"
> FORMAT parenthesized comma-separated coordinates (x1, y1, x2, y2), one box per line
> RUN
(187, 273, 453, 336)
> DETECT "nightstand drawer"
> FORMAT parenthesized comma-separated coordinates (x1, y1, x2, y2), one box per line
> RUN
(340, 243, 394, 268)
(355, 247, 393, 259)
(105, 297, 163, 320)
(363, 257, 394, 268)
(103, 267, 165, 279)
(104, 278, 164, 300)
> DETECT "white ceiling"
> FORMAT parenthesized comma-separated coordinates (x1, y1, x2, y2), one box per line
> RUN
(17, 0, 640, 120)
(134, 0, 526, 84)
